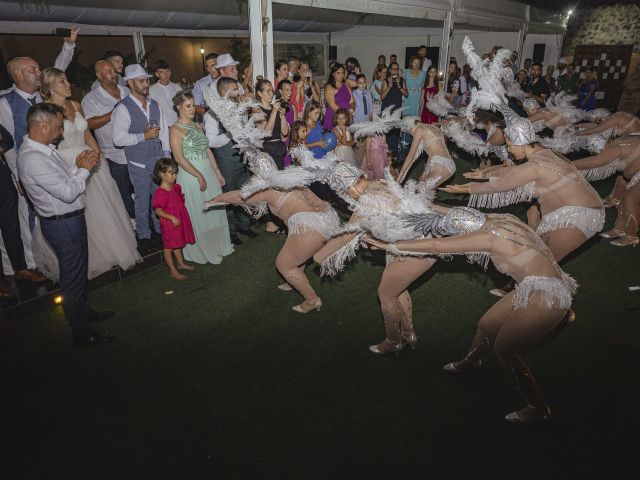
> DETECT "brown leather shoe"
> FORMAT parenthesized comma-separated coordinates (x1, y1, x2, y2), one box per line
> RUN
(0, 280, 15, 298)
(14, 269, 48, 282)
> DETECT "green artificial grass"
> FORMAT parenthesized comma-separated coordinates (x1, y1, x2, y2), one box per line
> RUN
(3, 154, 640, 479)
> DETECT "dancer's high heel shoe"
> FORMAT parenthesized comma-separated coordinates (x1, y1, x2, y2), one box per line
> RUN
(505, 405, 551, 424)
(443, 337, 491, 373)
(602, 198, 620, 208)
(277, 283, 293, 291)
(369, 338, 404, 357)
(443, 359, 483, 373)
(401, 332, 418, 350)
(292, 298, 322, 313)
(599, 229, 624, 239)
(610, 235, 639, 247)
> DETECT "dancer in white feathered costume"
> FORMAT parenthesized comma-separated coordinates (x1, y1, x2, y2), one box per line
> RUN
(362, 207, 577, 424)
(204, 94, 341, 314)
(314, 161, 439, 355)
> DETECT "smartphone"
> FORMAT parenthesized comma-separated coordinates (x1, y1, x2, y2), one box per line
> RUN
(54, 28, 72, 37)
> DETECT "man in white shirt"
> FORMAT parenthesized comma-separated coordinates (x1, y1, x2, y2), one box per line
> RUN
(90, 50, 127, 91)
(0, 27, 78, 276)
(553, 57, 568, 80)
(81, 59, 134, 219)
(149, 60, 182, 128)
(112, 64, 170, 245)
(418, 45, 432, 72)
(192, 52, 219, 115)
(17, 103, 114, 346)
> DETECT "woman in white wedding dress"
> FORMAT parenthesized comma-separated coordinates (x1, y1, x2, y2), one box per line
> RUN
(32, 68, 141, 280)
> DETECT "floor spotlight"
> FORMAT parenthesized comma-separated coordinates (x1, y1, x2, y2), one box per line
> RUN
(53, 295, 63, 305)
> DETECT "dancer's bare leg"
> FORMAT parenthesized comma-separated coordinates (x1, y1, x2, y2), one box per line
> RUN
(374, 256, 435, 352)
(611, 183, 640, 246)
(492, 300, 566, 420)
(275, 231, 326, 302)
(540, 228, 590, 262)
(445, 292, 515, 372)
(604, 175, 628, 207)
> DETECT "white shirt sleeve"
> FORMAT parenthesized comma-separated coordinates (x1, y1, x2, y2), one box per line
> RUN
(159, 109, 170, 153)
(203, 112, 229, 148)
(80, 94, 99, 120)
(23, 151, 90, 204)
(53, 42, 75, 71)
(111, 104, 144, 147)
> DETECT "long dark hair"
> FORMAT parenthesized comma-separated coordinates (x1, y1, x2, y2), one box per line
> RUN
(425, 66, 437, 88)
(327, 63, 345, 89)
(303, 100, 322, 125)
(289, 120, 307, 148)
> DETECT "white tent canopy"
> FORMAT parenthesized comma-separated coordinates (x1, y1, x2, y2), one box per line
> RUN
(0, 0, 566, 79)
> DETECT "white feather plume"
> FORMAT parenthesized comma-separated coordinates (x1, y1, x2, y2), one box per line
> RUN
(440, 120, 491, 157)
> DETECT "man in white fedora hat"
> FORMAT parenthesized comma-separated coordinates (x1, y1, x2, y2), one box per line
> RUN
(112, 64, 170, 250)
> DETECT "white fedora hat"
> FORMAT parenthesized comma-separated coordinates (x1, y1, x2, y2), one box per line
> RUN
(123, 64, 152, 81)
(215, 53, 240, 69)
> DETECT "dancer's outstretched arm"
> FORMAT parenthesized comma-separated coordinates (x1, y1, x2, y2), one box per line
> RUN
(209, 189, 275, 205)
(441, 162, 538, 195)
(576, 118, 616, 136)
(365, 230, 492, 256)
(572, 147, 619, 170)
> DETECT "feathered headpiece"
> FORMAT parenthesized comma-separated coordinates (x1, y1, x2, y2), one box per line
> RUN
(440, 119, 492, 157)
(425, 90, 457, 119)
(326, 162, 366, 197)
(207, 93, 268, 153)
(539, 126, 607, 154)
(462, 36, 512, 120)
(496, 104, 537, 146)
(349, 106, 404, 139)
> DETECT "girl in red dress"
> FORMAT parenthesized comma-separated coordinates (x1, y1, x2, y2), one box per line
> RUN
(152, 158, 196, 280)
(420, 66, 439, 124)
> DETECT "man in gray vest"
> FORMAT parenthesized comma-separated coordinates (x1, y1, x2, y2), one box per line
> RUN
(112, 64, 170, 249)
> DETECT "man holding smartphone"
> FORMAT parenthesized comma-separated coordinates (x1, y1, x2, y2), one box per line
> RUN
(0, 26, 79, 279)
(380, 62, 408, 160)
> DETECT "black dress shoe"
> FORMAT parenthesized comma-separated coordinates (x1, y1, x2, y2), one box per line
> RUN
(89, 309, 115, 322)
(74, 334, 116, 347)
(239, 228, 258, 238)
(230, 234, 243, 245)
(0, 280, 15, 299)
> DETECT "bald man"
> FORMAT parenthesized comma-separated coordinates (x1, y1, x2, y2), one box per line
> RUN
(81, 60, 135, 218)
(0, 26, 78, 277)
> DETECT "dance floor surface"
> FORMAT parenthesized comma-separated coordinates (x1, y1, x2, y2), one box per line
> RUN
(3, 158, 639, 479)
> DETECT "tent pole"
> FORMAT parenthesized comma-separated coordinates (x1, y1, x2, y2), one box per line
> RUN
(133, 32, 146, 66)
(249, 0, 274, 83)
(439, 10, 453, 83)
(516, 23, 528, 70)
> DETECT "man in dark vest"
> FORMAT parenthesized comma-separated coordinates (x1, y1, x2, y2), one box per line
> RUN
(112, 64, 170, 250)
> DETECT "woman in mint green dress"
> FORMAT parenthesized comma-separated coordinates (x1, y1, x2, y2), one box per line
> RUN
(169, 91, 233, 264)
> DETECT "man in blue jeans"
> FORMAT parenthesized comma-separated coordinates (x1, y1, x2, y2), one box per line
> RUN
(18, 104, 114, 346)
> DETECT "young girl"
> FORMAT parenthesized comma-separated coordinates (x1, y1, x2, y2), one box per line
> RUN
(333, 108, 357, 167)
(303, 100, 325, 159)
(289, 120, 309, 165)
(152, 158, 196, 280)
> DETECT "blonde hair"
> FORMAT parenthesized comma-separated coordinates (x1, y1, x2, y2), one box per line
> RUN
(171, 90, 194, 112)
(40, 67, 66, 100)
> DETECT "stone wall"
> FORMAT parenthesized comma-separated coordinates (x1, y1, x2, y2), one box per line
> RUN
(562, 4, 640, 56)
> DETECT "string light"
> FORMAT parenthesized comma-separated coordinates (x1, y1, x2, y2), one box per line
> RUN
(53, 295, 63, 305)
(568, 9, 573, 16)
(200, 47, 205, 54)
